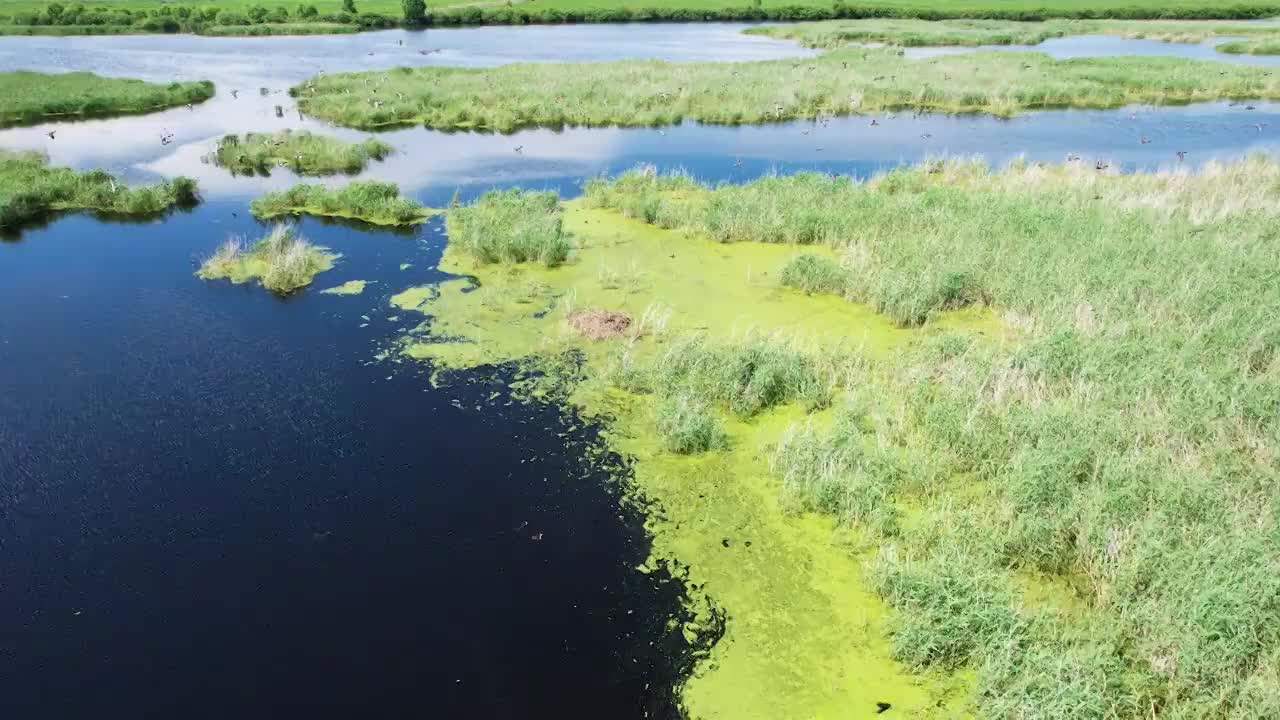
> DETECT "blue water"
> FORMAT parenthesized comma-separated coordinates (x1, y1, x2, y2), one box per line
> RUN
(0, 204, 712, 718)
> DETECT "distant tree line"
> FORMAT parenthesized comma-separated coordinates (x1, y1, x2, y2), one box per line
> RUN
(8, 1, 1280, 35)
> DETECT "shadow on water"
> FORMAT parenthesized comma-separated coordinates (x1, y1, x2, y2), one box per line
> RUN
(0, 205, 710, 718)
(0, 201, 200, 242)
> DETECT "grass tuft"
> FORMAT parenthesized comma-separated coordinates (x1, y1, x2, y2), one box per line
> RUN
(655, 394, 730, 454)
(778, 253, 853, 296)
(197, 224, 336, 293)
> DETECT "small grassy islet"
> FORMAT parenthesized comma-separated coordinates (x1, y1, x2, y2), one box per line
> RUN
(0, 70, 214, 127)
(197, 224, 337, 294)
(747, 17, 1280, 49)
(0, 149, 198, 229)
(250, 180, 434, 226)
(213, 130, 392, 177)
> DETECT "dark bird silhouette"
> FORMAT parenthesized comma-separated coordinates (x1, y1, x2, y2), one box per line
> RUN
(876, 702, 892, 714)
(1176, 151, 1187, 161)
(45, 130, 55, 140)
(230, 89, 238, 99)
(1066, 153, 1080, 162)
(514, 145, 523, 153)
(1095, 160, 1109, 171)
(869, 118, 879, 126)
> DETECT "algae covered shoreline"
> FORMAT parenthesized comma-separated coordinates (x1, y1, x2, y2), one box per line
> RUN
(386, 158, 1280, 717)
(391, 199, 982, 716)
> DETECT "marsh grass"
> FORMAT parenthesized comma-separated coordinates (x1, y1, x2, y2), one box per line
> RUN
(214, 130, 391, 176)
(747, 18, 1280, 48)
(1218, 38, 1280, 55)
(0, 150, 197, 228)
(197, 224, 336, 293)
(0, 71, 213, 127)
(295, 47, 1280, 130)
(446, 189, 570, 267)
(605, 155, 1280, 717)
(250, 180, 428, 225)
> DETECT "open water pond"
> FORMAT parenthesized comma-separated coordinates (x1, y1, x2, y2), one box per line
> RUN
(4, 21, 1280, 719)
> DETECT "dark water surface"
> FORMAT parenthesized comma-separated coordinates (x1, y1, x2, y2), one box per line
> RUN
(6, 23, 1280, 719)
(0, 207, 699, 718)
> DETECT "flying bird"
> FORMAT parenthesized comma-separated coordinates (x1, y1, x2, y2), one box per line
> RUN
(45, 130, 56, 140)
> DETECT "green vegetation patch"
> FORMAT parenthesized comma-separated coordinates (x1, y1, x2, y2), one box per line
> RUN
(319, 279, 369, 295)
(446, 189, 570, 267)
(250, 180, 432, 225)
(748, 17, 1280, 48)
(0, 150, 197, 229)
(389, 156, 1280, 717)
(295, 47, 1280, 130)
(1218, 38, 1280, 54)
(197, 224, 337, 294)
(0, 71, 213, 127)
(214, 130, 392, 177)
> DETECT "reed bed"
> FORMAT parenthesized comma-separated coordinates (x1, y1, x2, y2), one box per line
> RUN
(0, 149, 197, 228)
(250, 180, 428, 225)
(0, 71, 213, 127)
(214, 130, 391, 176)
(585, 156, 1280, 717)
(295, 47, 1280, 131)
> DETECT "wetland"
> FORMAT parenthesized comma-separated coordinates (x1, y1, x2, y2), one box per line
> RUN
(2, 17, 1278, 720)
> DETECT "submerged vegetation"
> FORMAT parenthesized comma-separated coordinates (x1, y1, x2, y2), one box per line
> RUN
(392, 157, 1280, 717)
(250, 180, 431, 225)
(197, 224, 336, 294)
(445, 189, 570, 267)
(0, 71, 213, 127)
(213, 130, 392, 176)
(296, 47, 1280, 130)
(0, 150, 197, 229)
